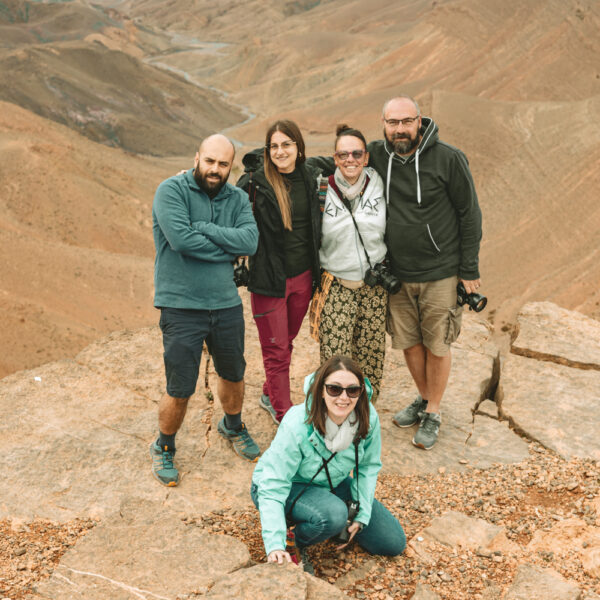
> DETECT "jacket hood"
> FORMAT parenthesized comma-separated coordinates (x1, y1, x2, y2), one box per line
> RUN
(382, 116, 439, 206)
(241, 147, 264, 173)
(382, 117, 438, 164)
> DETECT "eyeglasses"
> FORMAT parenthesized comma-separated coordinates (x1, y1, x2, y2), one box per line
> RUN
(384, 116, 419, 127)
(334, 149, 366, 161)
(267, 140, 297, 152)
(324, 383, 363, 398)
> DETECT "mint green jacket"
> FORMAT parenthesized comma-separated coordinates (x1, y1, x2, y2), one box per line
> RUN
(252, 375, 381, 555)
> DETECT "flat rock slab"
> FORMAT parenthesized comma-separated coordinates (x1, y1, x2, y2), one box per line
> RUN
(0, 326, 260, 522)
(32, 501, 250, 599)
(512, 302, 600, 368)
(207, 562, 349, 599)
(503, 563, 581, 600)
(499, 353, 600, 460)
(420, 511, 504, 550)
(411, 583, 441, 599)
(379, 315, 529, 474)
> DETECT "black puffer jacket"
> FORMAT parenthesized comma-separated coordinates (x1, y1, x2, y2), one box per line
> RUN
(237, 150, 322, 297)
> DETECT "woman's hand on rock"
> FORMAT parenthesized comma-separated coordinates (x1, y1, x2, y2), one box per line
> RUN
(267, 549, 292, 564)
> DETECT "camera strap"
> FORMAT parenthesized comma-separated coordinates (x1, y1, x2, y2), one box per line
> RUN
(286, 451, 337, 521)
(328, 177, 373, 269)
(286, 439, 361, 524)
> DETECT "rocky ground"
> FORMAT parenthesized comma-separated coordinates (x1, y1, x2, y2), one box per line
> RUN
(1, 300, 599, 599)
(2, 444, 599, 599)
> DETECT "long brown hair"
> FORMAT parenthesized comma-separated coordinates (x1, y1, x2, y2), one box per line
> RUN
(306, 355, 370, 440)
(264, 120, 306, 231)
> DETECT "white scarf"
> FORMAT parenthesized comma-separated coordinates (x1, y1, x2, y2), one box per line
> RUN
(324, 411, 359, 453)
(334, 168, 367, 209)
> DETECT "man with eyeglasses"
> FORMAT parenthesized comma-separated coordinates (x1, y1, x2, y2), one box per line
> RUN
(367, 95, 482, 450)
(150, 134, 260, 487)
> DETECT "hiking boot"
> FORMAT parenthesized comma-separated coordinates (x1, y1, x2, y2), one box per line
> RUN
(149, 441, 179, 486)
(412, 412, 441, 450)
(298, 546, 314, 575)
(217, 418, 261, 462)
(258, 394, 280, 425)
(392, 396, 428, 428)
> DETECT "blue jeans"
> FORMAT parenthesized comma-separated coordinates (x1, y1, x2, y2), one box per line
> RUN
(251, 477, 406, 556)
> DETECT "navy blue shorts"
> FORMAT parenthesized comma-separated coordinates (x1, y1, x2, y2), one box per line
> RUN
(159, 305, 246, 398)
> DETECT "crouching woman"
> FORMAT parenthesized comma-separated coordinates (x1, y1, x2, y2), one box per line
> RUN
(250, 355, 405, 572)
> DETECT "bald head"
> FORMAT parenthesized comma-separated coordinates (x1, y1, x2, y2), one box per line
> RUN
(382, 96, 420, 119)
(198, 134, 236, 161)
(194, 134, 236, 198)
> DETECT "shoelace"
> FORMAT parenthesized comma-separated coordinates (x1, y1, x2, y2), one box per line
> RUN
(421, 414, 439, 432)
(160, 448, 175, 469)
(232, 428, 253, 450)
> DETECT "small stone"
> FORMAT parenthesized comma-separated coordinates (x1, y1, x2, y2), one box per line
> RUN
(567, 481, 579, 491)
(13, 548, 26, 557)
(459, 459, 468, 464)
(438, 467, 446, 474)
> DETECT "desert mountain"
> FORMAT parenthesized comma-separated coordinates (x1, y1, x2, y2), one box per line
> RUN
(0, 0, 598, 377)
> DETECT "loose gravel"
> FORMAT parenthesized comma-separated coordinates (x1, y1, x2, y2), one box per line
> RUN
(2, 445, 598, 599)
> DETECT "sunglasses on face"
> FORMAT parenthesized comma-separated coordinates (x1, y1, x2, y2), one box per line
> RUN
(324, 383, 363, 398)
(334, 149, 366, 161)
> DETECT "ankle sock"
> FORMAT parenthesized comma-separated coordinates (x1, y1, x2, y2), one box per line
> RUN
(224, 412, 242, 431)
(158, 431, 176, 451)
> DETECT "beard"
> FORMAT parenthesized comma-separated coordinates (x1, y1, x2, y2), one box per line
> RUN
(386, 130, 421, 155)
(194, 164, 228, 198)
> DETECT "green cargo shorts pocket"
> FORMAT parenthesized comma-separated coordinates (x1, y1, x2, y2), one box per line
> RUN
(444, 306, 463, 345)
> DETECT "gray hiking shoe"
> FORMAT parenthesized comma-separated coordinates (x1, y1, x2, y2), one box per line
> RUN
(258, 394, 280, 425)
(149, 441, 179, 487)
(412, 412, 441, 450)
(392, 396, 428, 428)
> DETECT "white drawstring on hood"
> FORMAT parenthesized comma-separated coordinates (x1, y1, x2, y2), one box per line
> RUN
(384, 119, 436, 207)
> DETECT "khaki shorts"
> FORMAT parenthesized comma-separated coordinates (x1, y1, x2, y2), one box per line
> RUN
(386, 276, 463, 356)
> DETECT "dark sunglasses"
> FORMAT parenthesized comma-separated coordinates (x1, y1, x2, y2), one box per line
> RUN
(334, 149, 366, 161)
(324, 383, 363, 398)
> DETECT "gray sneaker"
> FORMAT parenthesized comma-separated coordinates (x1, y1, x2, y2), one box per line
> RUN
(258, 394, 280, 425)
(412, 412, 441, 450)
(392, 396, 428, 428)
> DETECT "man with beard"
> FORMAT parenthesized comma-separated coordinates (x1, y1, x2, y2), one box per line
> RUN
(150, 134, 260, 486)
(367, 96, 482, 450)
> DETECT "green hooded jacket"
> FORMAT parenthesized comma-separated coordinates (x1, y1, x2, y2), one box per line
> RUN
(251, 373, 381, 556)
(367, 117, 482, 282)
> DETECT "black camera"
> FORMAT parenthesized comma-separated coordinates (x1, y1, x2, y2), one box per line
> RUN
(364, 262, 401, 294)
(332, 500, 360, 544)
(233, 257, 249, 287)
(456, 282, 487, 312)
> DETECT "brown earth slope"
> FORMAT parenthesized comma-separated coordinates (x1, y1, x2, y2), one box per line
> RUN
(0, 100, 176, 378)
(0, 0, 599, 377)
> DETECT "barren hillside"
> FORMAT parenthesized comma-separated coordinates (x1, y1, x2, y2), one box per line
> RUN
(0, 0, 598, 376)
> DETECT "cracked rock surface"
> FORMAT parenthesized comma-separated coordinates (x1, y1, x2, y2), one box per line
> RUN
(499, 302, 600, 460)
(2, 297, 600, 599)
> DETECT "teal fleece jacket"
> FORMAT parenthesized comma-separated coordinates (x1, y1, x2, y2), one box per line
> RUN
(153, 169, 258, 309)
(252, 374, 381, 556)
(367, 117, 482, 282)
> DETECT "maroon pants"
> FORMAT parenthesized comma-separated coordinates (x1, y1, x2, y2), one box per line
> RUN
(251, 269, 313, 421)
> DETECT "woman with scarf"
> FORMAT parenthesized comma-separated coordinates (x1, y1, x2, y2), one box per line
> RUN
(314, 125, 388, 402)
(250, 355, 405, 573)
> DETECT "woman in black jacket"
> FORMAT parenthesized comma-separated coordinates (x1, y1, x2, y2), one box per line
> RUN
(237, 120, 321, 424)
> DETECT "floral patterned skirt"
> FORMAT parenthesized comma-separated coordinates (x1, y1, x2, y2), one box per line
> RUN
(318, 278, 387, 402)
